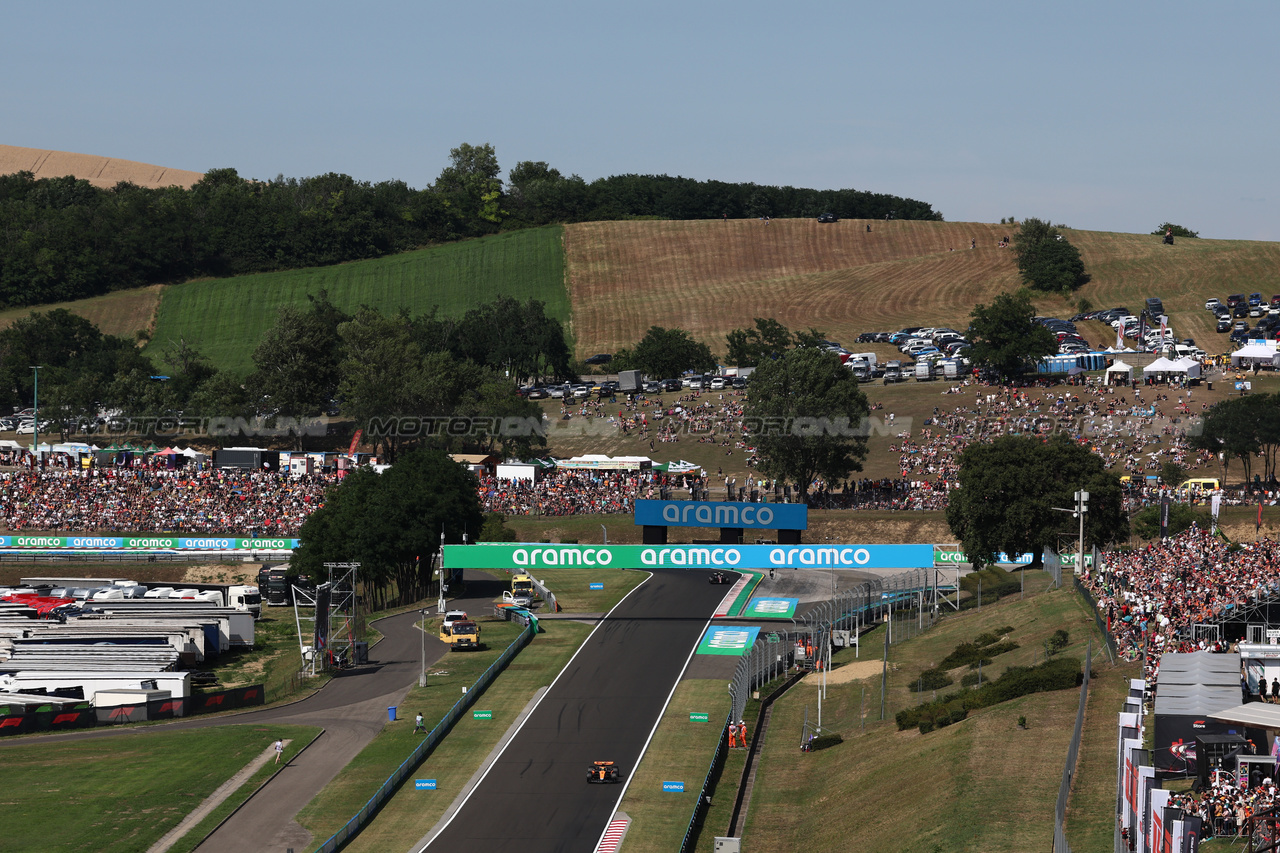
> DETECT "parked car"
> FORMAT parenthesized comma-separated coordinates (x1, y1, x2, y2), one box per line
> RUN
(817, 213, 838, 223)
(709, 377, 726, 390)
(584, 353, 612, 365)
(1228, 293, 1246, 306)
(1205, 298, 1222, 310)
(1217, 317, 1232, 332)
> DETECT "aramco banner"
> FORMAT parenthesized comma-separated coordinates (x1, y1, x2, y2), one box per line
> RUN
(442, 543, 932, 570)
(0, 535, 299, 551)
(633, 499, 807, 530)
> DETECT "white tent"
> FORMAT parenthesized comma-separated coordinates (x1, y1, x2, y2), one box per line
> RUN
(1142, 357, 1181, 375)
(1106, 360, 1133, 384)
(1171, 357, 1201, 379)
(1231, 343, 1280, 369)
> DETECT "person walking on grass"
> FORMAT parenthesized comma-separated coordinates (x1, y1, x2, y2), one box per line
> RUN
(274, 739, 284, 765)
(415, 712, 425, 734)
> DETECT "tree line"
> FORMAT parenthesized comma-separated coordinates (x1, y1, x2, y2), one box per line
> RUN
(0, 143, 942, 310)
(0, 294, 567, 462)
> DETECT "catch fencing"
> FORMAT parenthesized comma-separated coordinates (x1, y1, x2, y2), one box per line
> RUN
(1073, 576, 1118, 664)
(311, 619, 536, 853)
(1052, 640, 1092, 853)
(728, 567, 937, 721)
(679, 713, 732, 853)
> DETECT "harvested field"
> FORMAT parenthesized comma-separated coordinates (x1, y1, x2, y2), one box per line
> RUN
(0, 284, 163, 339)
(0, 144, 203, 189)
(564, 219, 1280, 359)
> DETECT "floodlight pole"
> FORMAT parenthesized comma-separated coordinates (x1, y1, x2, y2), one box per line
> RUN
(436, 530, 447, 615)
(30, 366, 41, 462)
(419, 608, 428, 688)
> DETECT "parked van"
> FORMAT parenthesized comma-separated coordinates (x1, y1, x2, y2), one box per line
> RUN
(914, 361, 934, 381)
(1179, 478, 1220, 492)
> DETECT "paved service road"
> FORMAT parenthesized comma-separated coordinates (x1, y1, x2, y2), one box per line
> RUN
(422, 568, 727, 853)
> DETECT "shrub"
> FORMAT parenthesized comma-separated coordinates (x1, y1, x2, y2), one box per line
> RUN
(961, 672, 980, 688)
(918, 719, 935, 734)
(913, 668, 954, 691)
(897, 657, 1082, 731)
(1047, 629, 1070, 655)
(968, 657, 994, 671)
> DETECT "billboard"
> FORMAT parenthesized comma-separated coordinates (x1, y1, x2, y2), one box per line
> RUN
(443, 543, 933, 570)
(634, 499, 807, 530)
(0, 535, 299, 551)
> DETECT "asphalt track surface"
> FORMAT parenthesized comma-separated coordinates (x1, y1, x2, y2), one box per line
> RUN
(423, 567, 729, 853)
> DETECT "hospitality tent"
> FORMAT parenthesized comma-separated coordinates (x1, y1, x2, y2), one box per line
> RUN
(1105, 360, 1133, 384)
(1231, 343, 1280, 369)
(1142, 356, 1200, 380)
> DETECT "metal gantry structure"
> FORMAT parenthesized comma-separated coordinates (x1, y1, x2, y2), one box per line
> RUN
(293, 562, 360, 678)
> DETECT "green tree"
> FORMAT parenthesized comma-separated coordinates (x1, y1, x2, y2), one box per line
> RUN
(1152, 223, 1199, 238)
(965, 290, 1059, 380)
(1132, 503, 1212, 540)
(742, 346, 870, 497)
(1012, 218, 1088, 293)
(622, 326, 716, 380)
(1189, 394, 1280, 483)
(293, 449, 483, 608)
(945, 433, 1125, 569)
(435, 142, 504, 228)
(1160, 460, 1186, 487)
(725, 318, 797, 367)
(479, 511, 519, 542)
(250, 293, 350, 447)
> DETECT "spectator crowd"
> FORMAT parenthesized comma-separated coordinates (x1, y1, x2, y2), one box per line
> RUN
(0, 468, 337, 535)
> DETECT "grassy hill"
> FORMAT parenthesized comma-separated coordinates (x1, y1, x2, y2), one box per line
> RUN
(144, 225, 569, 373)
(564, 218, 1280, 358)
(4, 218, 1279, 372)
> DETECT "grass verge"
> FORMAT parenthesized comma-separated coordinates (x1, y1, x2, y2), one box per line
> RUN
(0, 724, 316, 853)
(297, 618, 594, 851)
(619, 679, 733, 853)
(722, 573, 1119, 851)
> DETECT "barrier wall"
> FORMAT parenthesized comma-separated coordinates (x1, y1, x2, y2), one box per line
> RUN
(0, 684, 265, 736)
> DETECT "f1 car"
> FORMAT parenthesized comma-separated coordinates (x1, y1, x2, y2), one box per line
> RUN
(708, 571, 733, 584)
(588, 760, 622, 783)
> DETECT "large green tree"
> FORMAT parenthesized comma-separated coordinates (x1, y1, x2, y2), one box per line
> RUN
(945, 433, 1125, 569)
(612, 326, 716, 380)
(1012, 218, 1088, 293)
(1189, 393, 1280, 483)
(1152, 222, 1199, 238)
(966, 290, 1059, 380)
(250, 292, 350, 447)
(742, 346, 870, 497)
(293, 449, 484, 609)
(723, 318, 826, 367)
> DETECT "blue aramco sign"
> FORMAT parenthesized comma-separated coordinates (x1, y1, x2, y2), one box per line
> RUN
(634, 500, 807, 530)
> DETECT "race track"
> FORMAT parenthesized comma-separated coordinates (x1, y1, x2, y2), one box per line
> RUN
(422, 568, 728, 853)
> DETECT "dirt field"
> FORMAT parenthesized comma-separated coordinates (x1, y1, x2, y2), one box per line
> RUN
(563, 218, 1280, 359)
(0, 283, 164, 338)
(0, 145, 203, 189)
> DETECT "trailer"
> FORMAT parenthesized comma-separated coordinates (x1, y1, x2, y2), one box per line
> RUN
(213, 447, 280, 471)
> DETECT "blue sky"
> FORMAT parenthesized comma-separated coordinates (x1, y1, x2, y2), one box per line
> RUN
(4, 2, 1275, 240)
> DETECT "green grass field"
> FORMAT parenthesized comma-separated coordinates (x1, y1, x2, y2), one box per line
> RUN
(145, 226, 568, 373)
(706, 574, 1121, 852)
(0, 724, 317, 853)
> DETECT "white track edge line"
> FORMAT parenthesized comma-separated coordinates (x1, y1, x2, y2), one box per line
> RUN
(593, 603, 717, 851)
(413, 571, 654, 853)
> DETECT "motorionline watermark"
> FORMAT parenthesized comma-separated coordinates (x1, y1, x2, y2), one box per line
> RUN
(85, 416, 329, 439)
(74, 412, 1202, 441)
